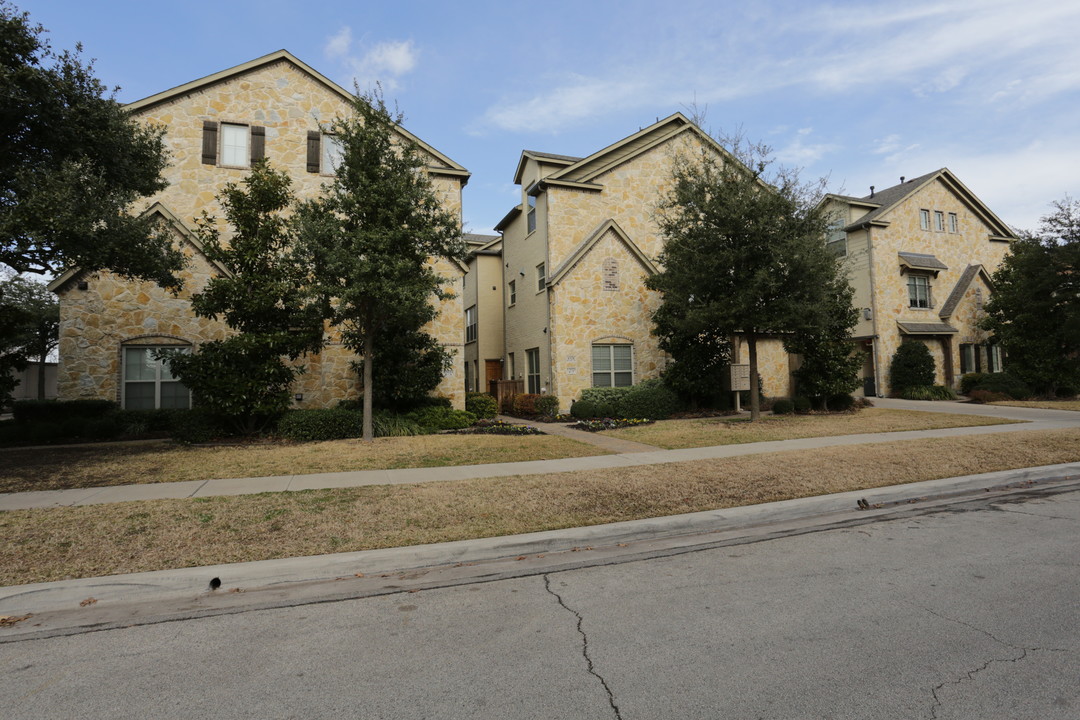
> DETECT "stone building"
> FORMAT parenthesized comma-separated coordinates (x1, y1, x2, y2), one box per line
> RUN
(492, 113, 792, 412)
(823, 168, 1016, 397)
(462, 233, 504, 394)
(49, 50, 471, 410)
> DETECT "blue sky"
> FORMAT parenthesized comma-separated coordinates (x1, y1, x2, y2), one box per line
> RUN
(17, 0, 1080, 235)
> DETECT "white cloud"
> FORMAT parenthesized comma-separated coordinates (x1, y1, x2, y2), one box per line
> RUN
(322, 27, 418, 92)
(774, 128, 836, 166)
(481, 75, 647, 134)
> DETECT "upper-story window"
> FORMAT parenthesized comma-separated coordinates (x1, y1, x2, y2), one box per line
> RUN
(919, 209, 930, 230)
(307, 131, 343, 174)
(465, 305, 477, 343)
(948, 212, 959, 233)
(536, 262, 546, 292)
(321, 134, 343, 173)
(826, 222, 847, 257)
(508, 279, 517, 306)
(527, 195, 537, 234)
(202, 121, 264, 167)
(908, 274, 932, 309)
(934, 211, 946, 232)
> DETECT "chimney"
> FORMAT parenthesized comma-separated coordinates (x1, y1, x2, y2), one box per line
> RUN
(900, 176, 905, 183)
(870, 186, 875, 198)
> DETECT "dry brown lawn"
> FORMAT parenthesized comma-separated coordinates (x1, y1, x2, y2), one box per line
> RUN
(0, 434, 606, 494)
(989, 400, 1080, 411)
(3, 427, 1079, 586)
(600, 408, 1018, 449)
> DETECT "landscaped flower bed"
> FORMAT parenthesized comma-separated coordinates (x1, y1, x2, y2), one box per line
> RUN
(449, 419, 546, 435)
(570, 418, 655, 432)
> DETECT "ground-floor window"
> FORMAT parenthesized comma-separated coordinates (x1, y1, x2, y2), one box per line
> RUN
(592, 343, 633, 387)
(987, 343, 1004, 373)
(464, 360, 473, 393)
(959, 343, 979, 374)
(526, 348, 540, 394)
(123, 346, 191, 409)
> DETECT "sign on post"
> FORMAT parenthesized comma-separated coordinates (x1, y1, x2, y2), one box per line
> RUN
(730, 364, 750, 412)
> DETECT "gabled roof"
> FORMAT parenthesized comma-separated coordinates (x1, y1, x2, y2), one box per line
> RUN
(544, 112, 742, 189)
(841, 168, 1015, 240)
(548, 219, 658, 287)
(126, 49, 470, 183)
(48, 203, 230, 293)
(465, 234, 502, 259)
(938, 264, 994, 320)
(512, 150, 583, 186)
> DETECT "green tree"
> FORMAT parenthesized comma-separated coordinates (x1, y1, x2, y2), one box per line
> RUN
(785, 274, 862, 409)
(296, 90, 465, 441)
(0, 2, 182, 285)
(981, 199, 1080, 397)
(648, 141, 844, 420)
(889, 341, 935, 394)
(1, 274, 58, 399)
(165, 161, 324, 434)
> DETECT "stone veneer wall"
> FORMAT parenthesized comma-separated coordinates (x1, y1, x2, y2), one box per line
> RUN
(868, 179, 1010, 395)
(57, 58, 466, 409)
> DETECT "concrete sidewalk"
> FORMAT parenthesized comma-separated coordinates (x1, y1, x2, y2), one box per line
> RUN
(2, 462, 1078, 640)
(2, 398, 1077, 511)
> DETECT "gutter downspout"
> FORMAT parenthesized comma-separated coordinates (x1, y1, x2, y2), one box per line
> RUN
(866, 225, 884, 397)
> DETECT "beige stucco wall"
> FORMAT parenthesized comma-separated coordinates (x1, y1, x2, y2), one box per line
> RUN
(56, 58, 466, 409)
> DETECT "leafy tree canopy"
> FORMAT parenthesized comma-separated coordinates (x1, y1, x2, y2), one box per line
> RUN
(0, 2, 182, 286)
(0, 273, 58, 400)
(166, 161, 324, 433)
(296, 89, 465, 440)
(648, 136, 849, 419)
(981, 198, 1080, 397)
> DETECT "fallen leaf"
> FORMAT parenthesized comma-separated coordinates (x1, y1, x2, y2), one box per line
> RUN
(536, 554, 545, 559)
(79, 597, 98, 607)
(407, 589, 419, 594)
(516, 556, 527, 561)
(354, 572, 365, 578)
(617, 543, 628, 547)
(229, 587, 244, 594)
(0, 614, 32, 627)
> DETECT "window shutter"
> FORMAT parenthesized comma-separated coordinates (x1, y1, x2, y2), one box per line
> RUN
(250, 125, 265, 163)
(306, 131, 321, 173)
(201, 121, 218, 165)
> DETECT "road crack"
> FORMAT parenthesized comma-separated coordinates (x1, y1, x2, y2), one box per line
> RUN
(543, 574, 622, 720)
(914, 603, 1068, 719)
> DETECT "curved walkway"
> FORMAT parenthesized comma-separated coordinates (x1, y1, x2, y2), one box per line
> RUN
(2, 399, 1077, 512)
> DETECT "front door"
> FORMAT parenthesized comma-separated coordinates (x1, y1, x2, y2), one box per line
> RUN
(485, 359, 503, 393)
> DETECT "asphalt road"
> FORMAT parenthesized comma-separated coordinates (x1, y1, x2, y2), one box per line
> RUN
(1, 487, 1077, 720)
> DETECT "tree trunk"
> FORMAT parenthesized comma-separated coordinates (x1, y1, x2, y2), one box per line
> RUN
(362, 329, 374, 442)
(747, 332, 760, 422)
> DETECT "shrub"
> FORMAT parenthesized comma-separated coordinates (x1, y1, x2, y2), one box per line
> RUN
(465, 392, 498, 419)
(890, 342, 935, 395)
(570, 399, 598, 419)
(827, 393, 856, 412)
(371, 412, 422, 437)
(1057, 386, 1077, 399)
(535, 394, 560, 417)
(900, 385, 957, 401)
(13, 399, 118, 423)
(968, 389, 1011, 404)
(615, 379, 681, 420)
(406, 406, 476, 432)
(450, 419, 545, 435)
(84, 416, 123, 440)
(276, 409, 361, 442)
(972, 372, 1030, 400)
(511, 393, 540, 416)
(171, 409, 227, 444)
(572, 418, 655, 432)
(793, 396, 812, 414)
(580, 386, 631, 407)
(771, 398, 794, 415)
(960, 373, 988, 395)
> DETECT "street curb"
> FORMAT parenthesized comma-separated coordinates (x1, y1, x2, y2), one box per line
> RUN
(2, 462, 1079, 642)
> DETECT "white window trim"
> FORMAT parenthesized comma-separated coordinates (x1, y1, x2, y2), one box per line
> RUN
(907, 274, 932, 309)
(526, 348, 541, 394)
(591, 343, 634, 388)
(536, 262, 546, 293)
(122, 346, 191, 410)
(220, 123, 250, 168)
(934, 210, 946, 232)
(948, 212, 959, 233)
(919, 209, 930, 231)
(321, 133, 343, 175)
(465, 305, 477, 344)
(508, 279, 516, 306)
